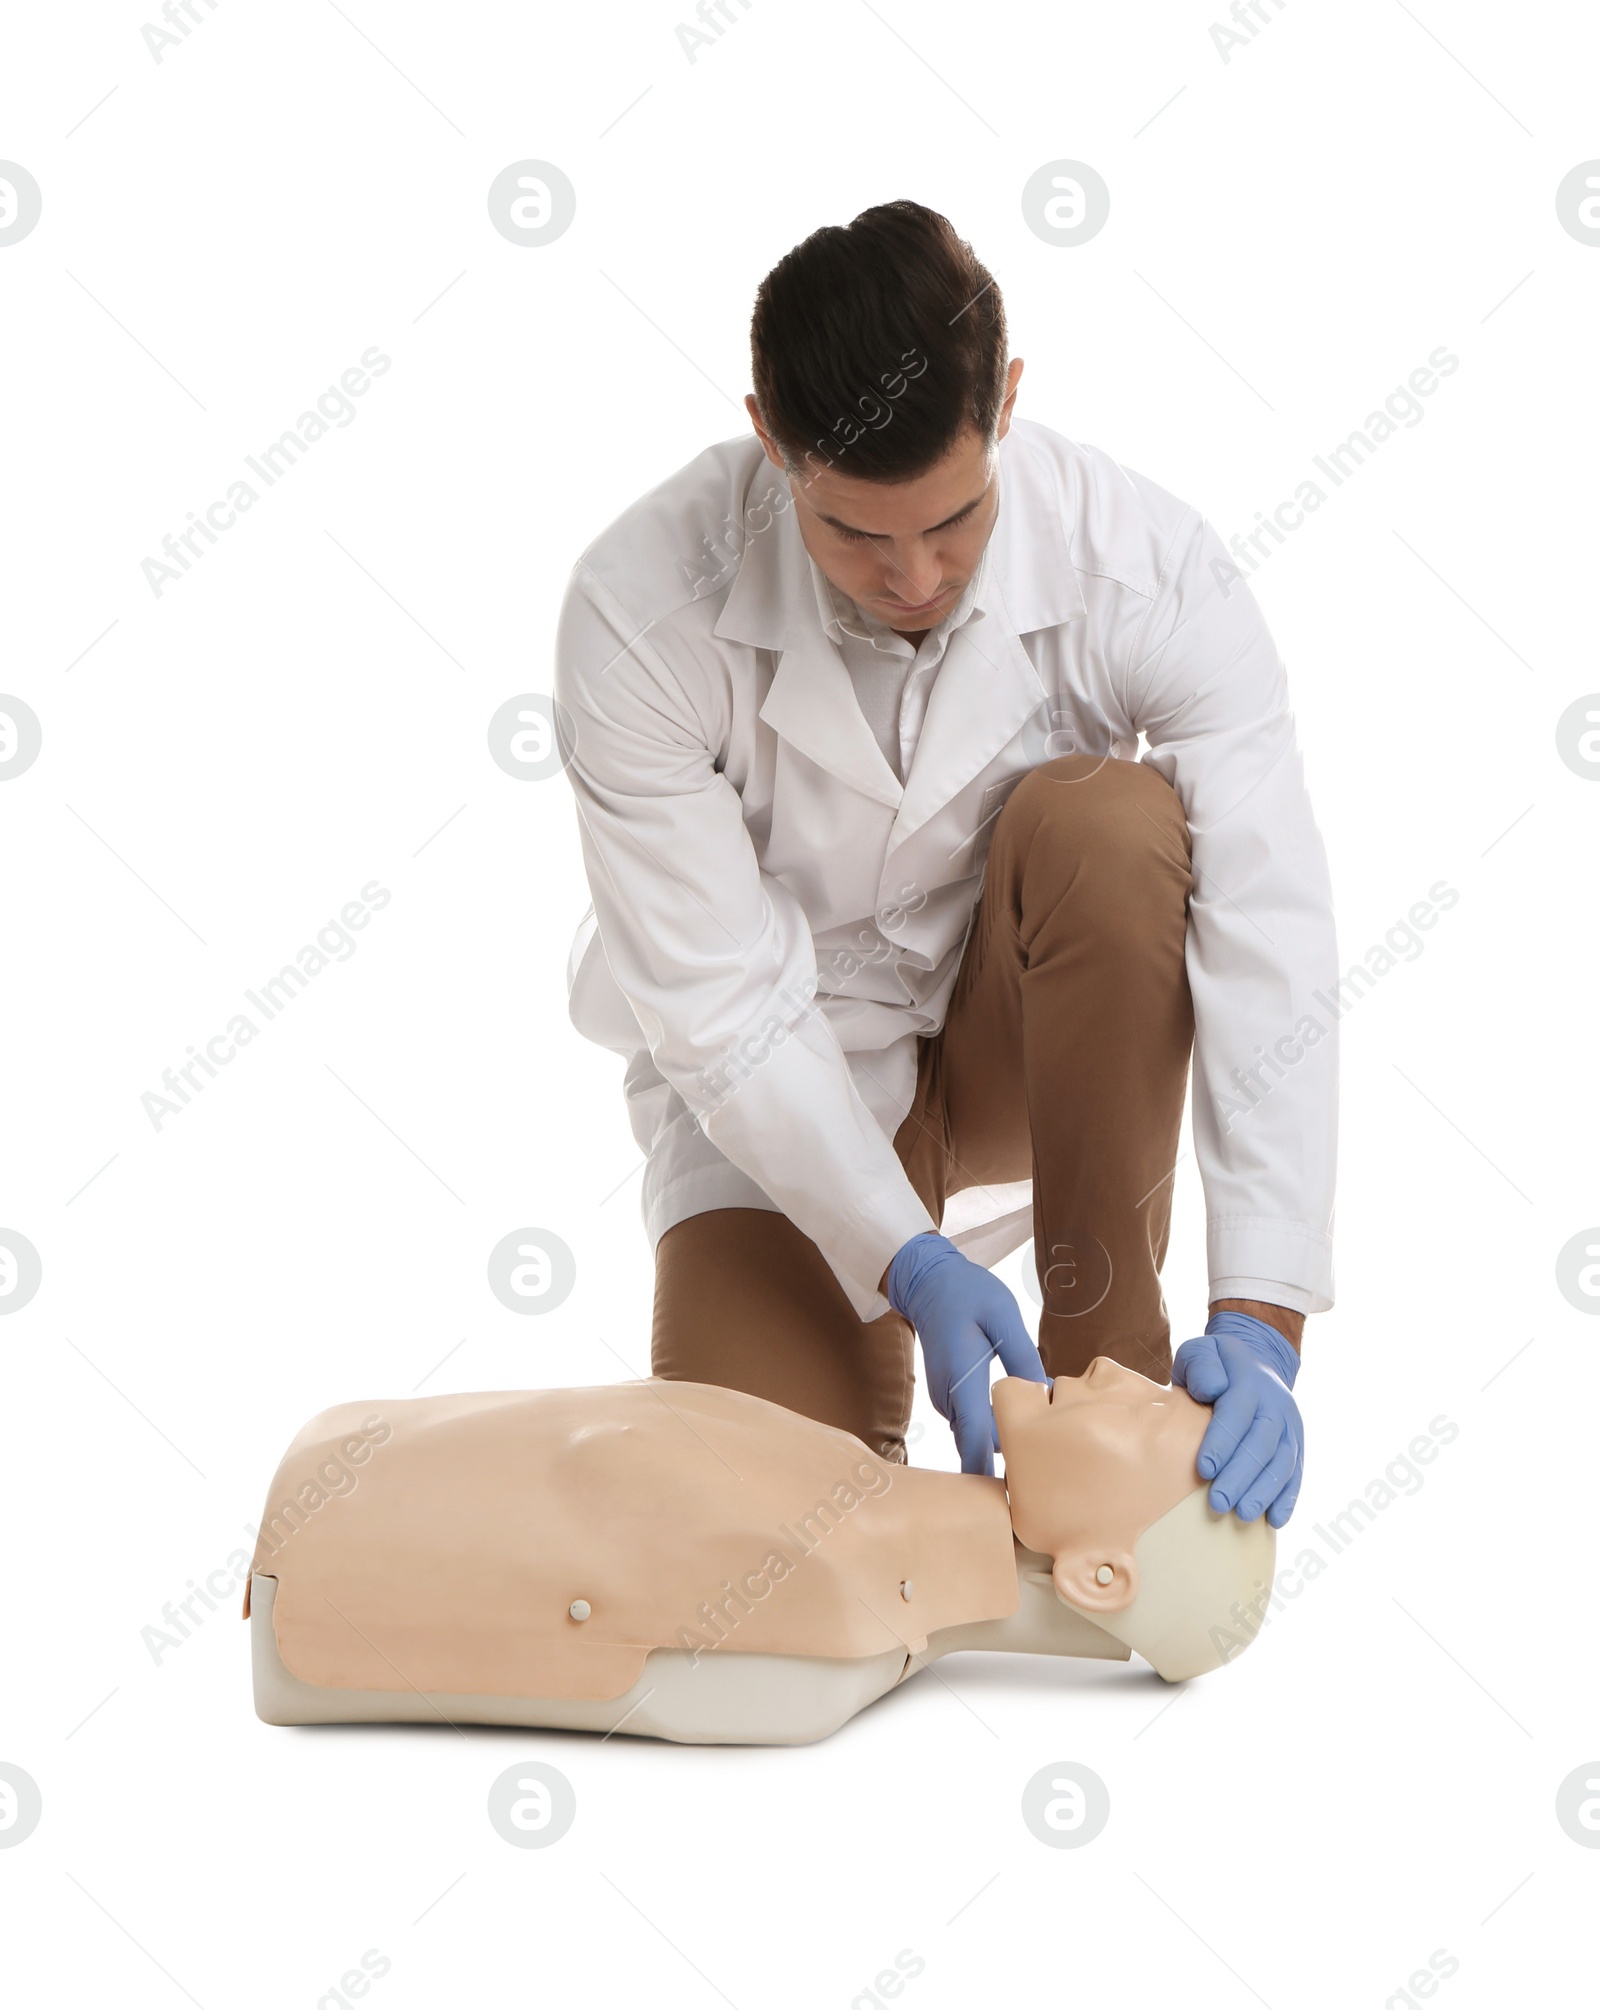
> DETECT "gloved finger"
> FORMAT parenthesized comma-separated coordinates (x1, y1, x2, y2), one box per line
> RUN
(947, 1356, 998, 1472)
(981, 1295, 1048, 1384)
(1233, 1433, 1299, 1522)
(1266, 1453, 1304, 1529)
(1194, 1376, 1254, 1479)
(994, 1332, 1048, 1383)
(945, 1335, 998, 1410)
(1172, 1336, 1228, 1404)
(950, 1383, 996, 1476)
(1207, 1409, 1286, 1514)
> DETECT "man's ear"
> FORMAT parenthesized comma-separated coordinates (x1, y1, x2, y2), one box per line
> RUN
(744, 393, 786, 469)
(995, 355, 1024, 438)
(1052, 1547, 1139, 1615)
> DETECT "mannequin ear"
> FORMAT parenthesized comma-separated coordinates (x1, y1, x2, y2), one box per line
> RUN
(1052, 1547, 1139, 1614)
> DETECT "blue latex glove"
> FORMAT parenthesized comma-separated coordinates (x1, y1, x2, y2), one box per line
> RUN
(885, 1233, 1048, 1476)
(1171, 1310, 1304, 1527)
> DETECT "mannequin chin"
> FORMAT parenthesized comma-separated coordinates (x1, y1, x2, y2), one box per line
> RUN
(248, 1363, 1274, 1745)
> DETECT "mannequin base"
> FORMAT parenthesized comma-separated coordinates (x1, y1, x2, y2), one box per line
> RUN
(249, 1545, 1137, 1747)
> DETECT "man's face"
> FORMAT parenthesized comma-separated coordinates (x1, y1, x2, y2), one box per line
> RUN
(745, 356, 1023, 638)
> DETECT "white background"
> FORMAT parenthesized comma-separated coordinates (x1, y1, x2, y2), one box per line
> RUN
(2, 0, 1598, 2002)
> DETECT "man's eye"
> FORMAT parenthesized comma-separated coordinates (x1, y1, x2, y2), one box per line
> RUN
(835, 506, 975, 544)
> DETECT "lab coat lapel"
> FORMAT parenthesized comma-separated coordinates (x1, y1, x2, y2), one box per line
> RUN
(889, 612, 1046, 849)
(757, 621, 903, 810)
(889, 427, 1087, 849)
(712, 423, 1089, 833)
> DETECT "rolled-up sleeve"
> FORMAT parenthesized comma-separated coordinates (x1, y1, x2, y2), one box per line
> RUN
(1128, 511, 1338, 1314)
(554, 562, 935, 1319)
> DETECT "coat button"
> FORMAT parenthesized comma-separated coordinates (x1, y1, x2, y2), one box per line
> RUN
(900, 1580, 914, 1602)
(568, 1599, 592, 1622)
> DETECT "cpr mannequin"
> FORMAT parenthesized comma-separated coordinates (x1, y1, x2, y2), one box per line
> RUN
(248, 1358, 1274, 1746)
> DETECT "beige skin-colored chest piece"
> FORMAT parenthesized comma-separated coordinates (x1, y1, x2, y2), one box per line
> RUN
(249, 1364, 1274, 1746)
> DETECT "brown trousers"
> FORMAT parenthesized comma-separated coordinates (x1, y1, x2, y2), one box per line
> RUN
(651, 753, 1196, 1464)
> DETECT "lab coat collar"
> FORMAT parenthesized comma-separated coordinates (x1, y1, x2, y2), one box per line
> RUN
(758, 604, 906, 808)
(720, 425, 1087, 822)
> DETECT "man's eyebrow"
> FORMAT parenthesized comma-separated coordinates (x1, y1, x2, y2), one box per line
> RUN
(815, 486, 990, 538)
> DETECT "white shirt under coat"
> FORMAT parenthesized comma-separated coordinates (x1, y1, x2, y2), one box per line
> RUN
(554, 417, 1339, 1324)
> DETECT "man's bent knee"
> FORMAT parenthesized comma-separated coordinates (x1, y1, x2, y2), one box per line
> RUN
(995, 754, 1192, 913)
(1002, 752, 1186, 839)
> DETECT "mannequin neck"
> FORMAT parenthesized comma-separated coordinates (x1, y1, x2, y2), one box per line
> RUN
(921, 1541, 1132, 1665)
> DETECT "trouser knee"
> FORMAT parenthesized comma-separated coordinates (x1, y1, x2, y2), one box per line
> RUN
(996, 754, 1193, 947)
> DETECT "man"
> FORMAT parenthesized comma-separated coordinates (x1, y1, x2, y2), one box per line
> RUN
(554, 201, 1335, 1527)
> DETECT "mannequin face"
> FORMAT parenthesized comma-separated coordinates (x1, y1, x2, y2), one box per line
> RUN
(1037, 1356, 1201, 1432)
(992, 1361, 1210, 1615)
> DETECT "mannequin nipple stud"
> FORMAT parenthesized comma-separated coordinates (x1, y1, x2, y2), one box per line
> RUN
(568, 1599, 592, 1622)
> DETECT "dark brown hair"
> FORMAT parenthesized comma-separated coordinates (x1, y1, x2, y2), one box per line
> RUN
(749, 201, 1008, 484)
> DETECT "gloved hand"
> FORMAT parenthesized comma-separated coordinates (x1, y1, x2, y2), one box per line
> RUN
(1171, 1309, 1304, 1527)
(885, 1232, 1048, 1476)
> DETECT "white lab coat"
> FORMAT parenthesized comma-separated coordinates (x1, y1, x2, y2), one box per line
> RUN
(554, 417, 1338, 1323)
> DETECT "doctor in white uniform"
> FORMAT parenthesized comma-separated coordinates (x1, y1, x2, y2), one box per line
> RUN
(555, 201, 1333, 1521)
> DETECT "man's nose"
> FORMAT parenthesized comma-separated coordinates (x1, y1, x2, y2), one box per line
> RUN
(884, 545, 942, 602)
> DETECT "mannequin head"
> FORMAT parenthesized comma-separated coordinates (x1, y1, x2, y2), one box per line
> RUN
(994, 1359, 1275, 1681)
(994, 1359, 1207, 1613)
